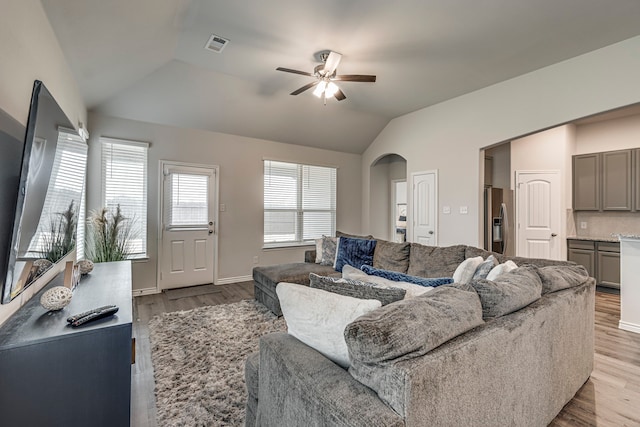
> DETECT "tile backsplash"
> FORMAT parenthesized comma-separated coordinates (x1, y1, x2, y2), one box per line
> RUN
(574, 211, 640, 238)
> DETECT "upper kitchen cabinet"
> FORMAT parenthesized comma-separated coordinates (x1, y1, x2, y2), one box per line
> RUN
(602, 149, 632, 210)
(573, 153, 600, 210)
(573, 149, 635, 211)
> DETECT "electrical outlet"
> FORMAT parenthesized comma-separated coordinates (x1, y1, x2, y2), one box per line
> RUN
(252, 256, 259, 264)
(220, 204, 226, 212)
(580, 222, 587, 230)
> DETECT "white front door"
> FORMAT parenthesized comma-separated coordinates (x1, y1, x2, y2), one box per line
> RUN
(515, 171, 561, 260)
(159, 162, 218, 290)
(411, 171, 438, 245)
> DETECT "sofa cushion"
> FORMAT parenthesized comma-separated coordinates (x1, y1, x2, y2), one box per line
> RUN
(486, 260, 518, 281)
(503, 255, 573, 268)
(309, 273, 406, 306)
(464, 246, 505, 263)
(472, 255, 498, 280)
(253, 263, 339, 289)
(342, 265, 432, 299)
(407, 244, 466, 278)
(361, 265, 453, 287)
(344, 285, 484, 365)
(373, 240, 411, 273)
(470, 265, 542, 319)
(453, 256, 483, 284)
(334, 237, 377, 272)
(276, 282, 382, 368)
(536, 264, 590, 294)
(336, 230, 375, 239)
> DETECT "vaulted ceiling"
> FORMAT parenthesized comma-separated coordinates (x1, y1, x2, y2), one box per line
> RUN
(41, 0, 640, 153)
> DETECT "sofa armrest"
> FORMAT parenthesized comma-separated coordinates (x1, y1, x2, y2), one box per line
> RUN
(304, 249, 316, 263)
(256, 332, 404, 427)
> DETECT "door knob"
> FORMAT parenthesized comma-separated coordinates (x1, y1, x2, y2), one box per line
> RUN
(208, 230, 213, 235)
(551, 233, 557, 237)
(428, 231, 434, 235)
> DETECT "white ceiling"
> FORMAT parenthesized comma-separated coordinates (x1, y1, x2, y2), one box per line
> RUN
(41, 0, 640, 153)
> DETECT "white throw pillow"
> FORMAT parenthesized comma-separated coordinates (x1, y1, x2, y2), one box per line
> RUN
(276, 282, 381, 368)
(486, 260, 518, 281)
(314, 238, 323, 263)
(453, 256, 483, 284)
(341, 265, 432, 298)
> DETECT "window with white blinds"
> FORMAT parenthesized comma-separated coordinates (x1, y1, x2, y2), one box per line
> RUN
(27, 131, 88, 257)
(264, 160, 336, 246)
(101, 138, 148, 257)
(168, 172, 209, 227)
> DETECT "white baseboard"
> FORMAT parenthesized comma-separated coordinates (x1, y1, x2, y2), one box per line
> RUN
(618, 320, 640, 334)
(217, 275, 253, 285)
(132, 287, 160, 296)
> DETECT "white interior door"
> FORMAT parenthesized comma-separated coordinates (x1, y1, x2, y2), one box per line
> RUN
(411, 171, 438, 245)
(515, 171, 561, 260)
(159, 162, 218, 290)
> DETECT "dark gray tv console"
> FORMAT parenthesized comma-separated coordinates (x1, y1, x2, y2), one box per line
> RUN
(0, 261, 132, 427)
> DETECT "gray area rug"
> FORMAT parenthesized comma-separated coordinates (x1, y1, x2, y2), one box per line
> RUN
(149, 300, 286, 426)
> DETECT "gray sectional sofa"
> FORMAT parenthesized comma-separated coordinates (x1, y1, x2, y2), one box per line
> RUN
(247, 242, 595, 426)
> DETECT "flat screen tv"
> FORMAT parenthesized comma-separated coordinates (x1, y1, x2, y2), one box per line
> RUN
(1, 81, 88, 304)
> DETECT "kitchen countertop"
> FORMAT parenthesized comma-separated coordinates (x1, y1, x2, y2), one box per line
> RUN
(615, 234, 640, 240)
(567, 235, 620, 243)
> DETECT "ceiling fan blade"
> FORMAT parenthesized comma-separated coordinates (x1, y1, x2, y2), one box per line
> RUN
(334, 88, 346, 101)
(332, 74, 377, 82)
(323, 51, 342, 76)
(290, 81, 319, 95)
(276, 67, 313, 77)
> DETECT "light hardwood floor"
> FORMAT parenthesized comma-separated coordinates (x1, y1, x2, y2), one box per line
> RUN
(131, 286, 640, 427)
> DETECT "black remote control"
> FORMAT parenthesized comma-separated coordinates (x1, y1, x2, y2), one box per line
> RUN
(67, 305, 117, 324)
(71, 306, 119, 327)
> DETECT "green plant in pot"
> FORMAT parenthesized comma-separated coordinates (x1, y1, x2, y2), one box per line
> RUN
(86, 205, 136, 262)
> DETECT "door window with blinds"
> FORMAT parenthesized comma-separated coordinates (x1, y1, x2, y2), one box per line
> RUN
(264, 160, 336, 246)
(27, 130, 88, 257)
(165, 170, 209, 228)
(101, 138, 148, 258)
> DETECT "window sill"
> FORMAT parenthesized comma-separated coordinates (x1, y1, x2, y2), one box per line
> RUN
(262, 242, 315, 251)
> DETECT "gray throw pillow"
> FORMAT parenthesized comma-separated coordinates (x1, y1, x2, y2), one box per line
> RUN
(373, 240, 411, 273)
(344, 285, 484, 365)
(536, 264, 590, 294)
(309, 273, 405, 306)
(470, 265, 542, 319)
(319, 236, 338, 266)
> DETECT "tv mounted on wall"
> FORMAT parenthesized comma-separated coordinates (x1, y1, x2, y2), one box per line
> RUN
(1, 81, 88, 304)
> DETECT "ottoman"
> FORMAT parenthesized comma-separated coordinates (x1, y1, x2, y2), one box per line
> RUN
(252, 262, 339, 315)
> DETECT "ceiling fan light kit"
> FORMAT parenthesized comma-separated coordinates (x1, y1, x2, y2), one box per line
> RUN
(277, 50, 376, 104)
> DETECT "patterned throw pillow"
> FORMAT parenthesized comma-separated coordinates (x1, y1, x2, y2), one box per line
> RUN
(361, 265, 453, 287)
(472, 255, 498, 280)
(319, 236, 338, 266)
(334, 237, 377, 272)
(309, 273, 406, 306)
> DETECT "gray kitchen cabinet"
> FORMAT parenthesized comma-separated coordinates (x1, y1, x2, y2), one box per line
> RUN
(567, 239, 620, 289)
(602, 149, 632, 210)
(567, 239, 595, 277)
(596, 242, 621, 289)
(573, 153, 600, 210)
(635, 149, 640, 211)
(0, 261, 132, 427)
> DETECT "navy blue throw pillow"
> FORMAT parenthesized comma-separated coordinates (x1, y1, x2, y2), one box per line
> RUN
(334, 237, 377, 272)
(361, 265, 453, 287)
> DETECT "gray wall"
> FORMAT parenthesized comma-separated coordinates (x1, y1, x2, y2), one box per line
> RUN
(87, 113, 362, 293)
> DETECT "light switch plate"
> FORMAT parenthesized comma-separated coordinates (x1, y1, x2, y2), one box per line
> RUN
(443, 206, 451, 214)
(220, 204, 226, 212)
(459, 206, 468, 214)
(580, 222, 587, 229)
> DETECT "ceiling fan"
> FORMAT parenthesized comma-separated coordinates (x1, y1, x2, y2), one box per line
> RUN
(276, 50, 376, 104)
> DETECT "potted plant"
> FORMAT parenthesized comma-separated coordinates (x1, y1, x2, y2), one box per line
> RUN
(86, 204, 136, 262)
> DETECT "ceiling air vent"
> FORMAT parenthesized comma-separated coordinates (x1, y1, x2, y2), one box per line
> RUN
(204, 34, 229, 53)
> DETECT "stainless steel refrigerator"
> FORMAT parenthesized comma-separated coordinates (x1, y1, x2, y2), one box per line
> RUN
(484, 187, 512, 255)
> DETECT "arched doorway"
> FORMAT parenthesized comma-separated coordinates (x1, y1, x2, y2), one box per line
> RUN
(369, 154, 407, 241)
